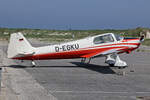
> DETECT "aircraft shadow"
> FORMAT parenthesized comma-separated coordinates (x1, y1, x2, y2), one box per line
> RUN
(8, 62, 116, 74)
(70, 62, 115, 74)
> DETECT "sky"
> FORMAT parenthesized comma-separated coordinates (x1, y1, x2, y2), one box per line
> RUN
(0, 0, 150, 30)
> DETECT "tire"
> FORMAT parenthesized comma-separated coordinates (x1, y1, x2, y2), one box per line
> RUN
(118, 66, 126, 69)
(109, 64, 114, 67)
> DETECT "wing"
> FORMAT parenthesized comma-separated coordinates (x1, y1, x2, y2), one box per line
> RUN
(80, 48, 122, 58)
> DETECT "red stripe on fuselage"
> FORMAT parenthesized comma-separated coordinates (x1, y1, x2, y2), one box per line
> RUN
(12, 42, 140, 60)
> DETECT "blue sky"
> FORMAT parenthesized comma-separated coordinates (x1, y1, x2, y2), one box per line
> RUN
(0, 0, 150, 30)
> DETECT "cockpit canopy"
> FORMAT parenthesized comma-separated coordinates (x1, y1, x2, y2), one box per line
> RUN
(93, 33, 123, 44)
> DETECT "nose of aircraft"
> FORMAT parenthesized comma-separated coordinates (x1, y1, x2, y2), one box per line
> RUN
(123, 37, 141, 49)
(121, 36, 144, 54)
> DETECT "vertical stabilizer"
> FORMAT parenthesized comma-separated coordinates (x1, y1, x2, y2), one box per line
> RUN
(7, 32, 35, 59)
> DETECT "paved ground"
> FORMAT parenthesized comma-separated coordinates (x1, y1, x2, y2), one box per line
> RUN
(0, 41, 7, 100)
(24, 52, 150, 100)
(0, 41, 150, 100)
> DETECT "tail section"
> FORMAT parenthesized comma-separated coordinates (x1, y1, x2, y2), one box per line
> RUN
(7, 32, 35, 59)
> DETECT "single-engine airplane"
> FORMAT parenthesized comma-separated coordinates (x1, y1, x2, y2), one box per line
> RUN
(7, 32, 143, 68)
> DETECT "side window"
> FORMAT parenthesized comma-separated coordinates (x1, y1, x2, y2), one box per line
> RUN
(93, 36, 104, 44)
(93, 34, 114, 44)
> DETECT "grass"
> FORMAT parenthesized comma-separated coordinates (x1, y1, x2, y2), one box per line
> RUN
(0, 27, 150, 46)
(142, 39, 150, 46)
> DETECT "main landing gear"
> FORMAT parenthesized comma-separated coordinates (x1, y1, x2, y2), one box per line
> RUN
(81, 58, 92, 64)
(105, 53, 127, 69)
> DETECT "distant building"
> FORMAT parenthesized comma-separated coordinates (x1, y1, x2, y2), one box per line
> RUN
(146, 30, 150, 39)
(141, 29, 150, 39)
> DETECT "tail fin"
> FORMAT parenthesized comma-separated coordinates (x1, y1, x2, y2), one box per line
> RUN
(7, 32, 35, 59)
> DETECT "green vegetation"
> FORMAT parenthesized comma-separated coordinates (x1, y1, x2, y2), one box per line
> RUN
(142, 39, 150, 46)
(0, 27, 150, 46)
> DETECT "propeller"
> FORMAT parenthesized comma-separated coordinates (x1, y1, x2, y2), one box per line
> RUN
(140, 35, 144, 42)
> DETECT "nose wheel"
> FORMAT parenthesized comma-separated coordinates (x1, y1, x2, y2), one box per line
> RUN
(105, 53, 127, 68)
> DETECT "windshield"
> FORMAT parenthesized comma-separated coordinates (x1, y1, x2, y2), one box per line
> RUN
(93, 34, 114, 44)
(114, 34, 124, 41)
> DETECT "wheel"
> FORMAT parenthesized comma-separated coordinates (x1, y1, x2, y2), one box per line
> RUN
(32, 65, 36, 67)
(118, 66, 126, 69)
(109, 64, 114, 67)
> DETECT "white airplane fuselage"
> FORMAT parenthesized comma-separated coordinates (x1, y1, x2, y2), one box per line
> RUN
(8, 33, 141, 61)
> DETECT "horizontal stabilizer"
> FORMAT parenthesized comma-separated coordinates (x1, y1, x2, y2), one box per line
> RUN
(18, 51, 35, 56)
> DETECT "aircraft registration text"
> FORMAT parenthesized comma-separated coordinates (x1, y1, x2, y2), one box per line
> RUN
(55, 44, 79, 52)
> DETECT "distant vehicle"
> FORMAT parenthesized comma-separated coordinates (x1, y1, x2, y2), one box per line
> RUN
(7, 32, 143, 68)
